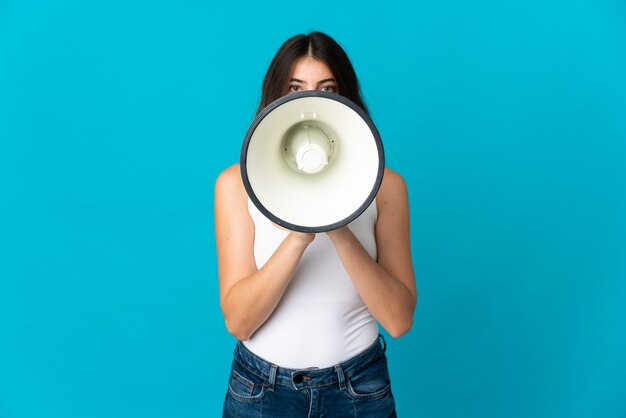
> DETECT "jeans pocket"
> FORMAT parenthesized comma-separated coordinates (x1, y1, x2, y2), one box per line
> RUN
(228, 369, 266, 403)
(345, 357, 392, 401)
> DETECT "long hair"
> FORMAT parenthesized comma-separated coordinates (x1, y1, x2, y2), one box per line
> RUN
(257, 32, 368, 115)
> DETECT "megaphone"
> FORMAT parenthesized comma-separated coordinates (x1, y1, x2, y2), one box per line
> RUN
(240, 90, 384, 233)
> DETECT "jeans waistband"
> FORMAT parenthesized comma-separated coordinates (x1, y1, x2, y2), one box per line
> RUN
(233, 335, 387, 391)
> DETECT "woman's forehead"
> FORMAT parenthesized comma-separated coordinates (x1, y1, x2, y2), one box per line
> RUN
(290, 56, 335, 80)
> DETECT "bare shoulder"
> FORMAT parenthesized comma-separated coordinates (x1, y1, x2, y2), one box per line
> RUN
(215, 163, 243, 189)
(215, 163, 246, 195)
(214, 163, 249, 211)
(377, 167, 408, 206)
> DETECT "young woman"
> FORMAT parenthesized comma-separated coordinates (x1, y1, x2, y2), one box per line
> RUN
(215, 31, 416, 417)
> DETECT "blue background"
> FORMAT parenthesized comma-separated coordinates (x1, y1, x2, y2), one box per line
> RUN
(1, 0, 625, 417)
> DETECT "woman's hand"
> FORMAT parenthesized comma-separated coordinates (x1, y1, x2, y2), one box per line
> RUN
(215, 164, 316, 341)
(325, 225, 350, 242)
(325, 169, 417, 338)
(272, 222, 316, 245)
(290, 231, 316, 245)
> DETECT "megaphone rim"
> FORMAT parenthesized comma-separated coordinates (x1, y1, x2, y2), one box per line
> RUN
(240, 90, 385, 233)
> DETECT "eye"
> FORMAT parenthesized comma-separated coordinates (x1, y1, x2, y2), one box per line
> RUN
(289, 85, 301, 93)
(320, 85, 337, 93)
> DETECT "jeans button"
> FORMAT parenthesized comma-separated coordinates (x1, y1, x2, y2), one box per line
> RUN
(293, 374, 303, 384)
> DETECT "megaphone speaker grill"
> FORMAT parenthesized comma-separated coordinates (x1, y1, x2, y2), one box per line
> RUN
(241, 90, 384, 233)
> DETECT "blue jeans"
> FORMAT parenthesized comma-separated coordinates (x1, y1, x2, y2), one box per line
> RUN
(222, 335, 397, 417)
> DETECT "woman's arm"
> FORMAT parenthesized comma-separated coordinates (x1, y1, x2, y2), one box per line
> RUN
(214, 164, 315, 341)
(326, 168, 417, 338)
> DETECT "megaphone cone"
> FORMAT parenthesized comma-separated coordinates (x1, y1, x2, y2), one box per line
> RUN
(240, 90, 384, 233)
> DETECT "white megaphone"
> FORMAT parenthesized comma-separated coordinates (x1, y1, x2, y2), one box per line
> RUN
(240, 90, 384, 233)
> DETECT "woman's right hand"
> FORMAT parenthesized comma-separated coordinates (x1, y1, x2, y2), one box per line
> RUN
(215, 164, 316, 341)
(289, 231, 316, 246)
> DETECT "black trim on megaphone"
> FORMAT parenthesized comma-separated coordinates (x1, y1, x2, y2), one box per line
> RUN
(240, 90, 385, 233)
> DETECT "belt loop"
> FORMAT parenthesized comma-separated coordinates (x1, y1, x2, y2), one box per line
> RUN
(268, 364, 278, 392)
(379, 333, 387, 353)
(334, 364, 346, 390)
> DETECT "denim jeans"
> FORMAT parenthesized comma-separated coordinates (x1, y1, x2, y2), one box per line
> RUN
(222, 335, 397, 417)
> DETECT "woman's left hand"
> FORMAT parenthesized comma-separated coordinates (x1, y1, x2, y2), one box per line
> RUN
(325, 169, 417, 338)
(325, 225, 350, 242)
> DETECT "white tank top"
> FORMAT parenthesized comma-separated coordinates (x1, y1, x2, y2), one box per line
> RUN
(243, 198, 380, 368)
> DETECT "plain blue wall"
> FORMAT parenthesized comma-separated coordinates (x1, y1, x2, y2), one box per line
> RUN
(1, 1, 625, 417)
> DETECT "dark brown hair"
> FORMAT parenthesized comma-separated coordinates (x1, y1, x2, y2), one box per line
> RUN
(257, 32, 368, 115)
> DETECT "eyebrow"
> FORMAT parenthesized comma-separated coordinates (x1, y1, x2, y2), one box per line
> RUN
(290, 78, 337, 84)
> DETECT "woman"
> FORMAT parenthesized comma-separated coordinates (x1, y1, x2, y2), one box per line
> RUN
(215, 31, 416, 417)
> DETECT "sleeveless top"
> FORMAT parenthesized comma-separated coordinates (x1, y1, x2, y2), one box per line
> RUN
(242, 198, 380, 369)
